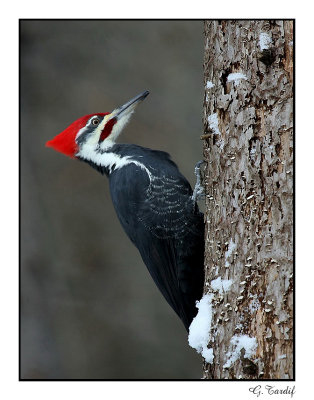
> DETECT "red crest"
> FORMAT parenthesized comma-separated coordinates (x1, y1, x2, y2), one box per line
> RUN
(46, 113, 109, 157)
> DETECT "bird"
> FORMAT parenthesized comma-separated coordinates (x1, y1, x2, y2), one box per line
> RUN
(46, 90, 204, 331)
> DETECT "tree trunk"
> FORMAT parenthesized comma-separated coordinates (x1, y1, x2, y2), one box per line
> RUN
(202, 20, 293, 380)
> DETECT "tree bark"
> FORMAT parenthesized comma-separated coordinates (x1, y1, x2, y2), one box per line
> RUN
(202, 20, 293, 380)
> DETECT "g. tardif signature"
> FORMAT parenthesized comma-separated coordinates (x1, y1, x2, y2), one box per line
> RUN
(249, 385, 296, 398)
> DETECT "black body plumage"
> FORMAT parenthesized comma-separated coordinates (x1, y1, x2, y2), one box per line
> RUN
(79, 144, 204, 331)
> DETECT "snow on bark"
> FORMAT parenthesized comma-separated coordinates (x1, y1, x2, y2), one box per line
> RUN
(188, 294, 214, 363)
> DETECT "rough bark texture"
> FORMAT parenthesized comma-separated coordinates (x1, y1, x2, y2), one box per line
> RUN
(202, 20, 293, 380)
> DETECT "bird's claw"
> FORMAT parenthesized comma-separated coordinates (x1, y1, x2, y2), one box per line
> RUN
(192, 160, 205, 202)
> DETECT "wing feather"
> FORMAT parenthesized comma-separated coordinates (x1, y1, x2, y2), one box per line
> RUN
(109, 162, 204, 330)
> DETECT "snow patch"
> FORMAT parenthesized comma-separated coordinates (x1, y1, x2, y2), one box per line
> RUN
(210, 277, 233, 294)
(227, 73, 248, 86)
(206, 81, 214, 89)
(207, 113, 221, 135)
(202, 348, 214, 363)
(259, 32, 272, 50)
(224, 335, 257, 369)
(188, 294, 214, 363)
(225, 238, 237, 267)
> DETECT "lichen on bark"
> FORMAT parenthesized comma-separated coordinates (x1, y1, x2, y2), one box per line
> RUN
(202, 20, 293, 380)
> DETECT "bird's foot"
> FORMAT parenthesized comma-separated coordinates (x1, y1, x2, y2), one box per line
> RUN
(192, 160, 206, 202)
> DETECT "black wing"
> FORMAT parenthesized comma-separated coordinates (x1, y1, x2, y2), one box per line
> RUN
(109, 163, 204, 330)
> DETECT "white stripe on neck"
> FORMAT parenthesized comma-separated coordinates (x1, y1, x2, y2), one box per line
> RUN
(78, 144, 152, 178)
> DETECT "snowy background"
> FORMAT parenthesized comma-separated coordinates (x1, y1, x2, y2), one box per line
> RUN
(20, 20, 204, 379)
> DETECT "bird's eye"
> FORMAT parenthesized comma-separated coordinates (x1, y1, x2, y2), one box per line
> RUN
(92, 118, 100, 126)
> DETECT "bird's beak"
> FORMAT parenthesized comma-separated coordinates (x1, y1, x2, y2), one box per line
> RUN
(110, 90, 149, 120)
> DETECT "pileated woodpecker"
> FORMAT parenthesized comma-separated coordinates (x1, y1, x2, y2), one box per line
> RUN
(46, 91, 204, 331)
